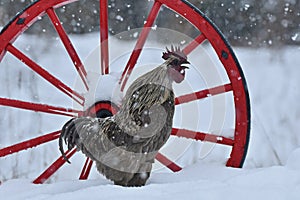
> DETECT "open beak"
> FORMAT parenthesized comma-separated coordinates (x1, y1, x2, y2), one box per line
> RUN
(181, 65, 189, 69)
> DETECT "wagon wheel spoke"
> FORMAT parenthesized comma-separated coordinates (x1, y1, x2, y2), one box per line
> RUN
(155, 152, 182, 172)
(33, 148, 77, 184)
(171, 128, 234, 146)
(6, 44, 85, 106)
(0, 131, 60, 157)
(46, 8, 89, 90)
(79, 158, 94, 180)
(119, 1, 162, 91)
(99, 0, 109, 75)
(0, 97, 82, 117)
(175, 83, 233, 105)
(183, 34, 207, 55)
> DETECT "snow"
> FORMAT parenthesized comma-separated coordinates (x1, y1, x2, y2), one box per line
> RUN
(2, 160, 300, 200)
(0, 32, 300, 199)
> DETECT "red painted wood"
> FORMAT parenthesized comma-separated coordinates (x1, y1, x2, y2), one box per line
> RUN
(175, 83, 233, 105)
(0, 97, 82, 117)
(47, 8, 89, 90)
(0, 131, 60, 157)
(171, 128, 235, 146)
(33, 148, 77, 184)
(158, 0, 250, 167)
(6, 44, 85, 105)
(156, 152, 182, 172)
(183, 34, 206, 55)
(100, 0, 109, 75)
(119, 1, 162, 91)
(86, 102, 118, 116)
(0, 0, 78, 61)
(79, 158, 93, 180)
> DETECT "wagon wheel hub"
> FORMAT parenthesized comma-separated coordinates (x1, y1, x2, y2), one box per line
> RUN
(85, 101, 119, 118)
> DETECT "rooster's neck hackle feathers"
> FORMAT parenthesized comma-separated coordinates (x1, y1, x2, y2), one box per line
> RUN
(116, 64, 174, 133)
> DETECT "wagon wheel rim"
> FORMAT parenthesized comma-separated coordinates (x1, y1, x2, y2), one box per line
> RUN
(0, 0, 250, 183)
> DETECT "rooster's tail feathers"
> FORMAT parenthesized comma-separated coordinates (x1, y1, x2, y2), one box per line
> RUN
(59, 117, 92, 163)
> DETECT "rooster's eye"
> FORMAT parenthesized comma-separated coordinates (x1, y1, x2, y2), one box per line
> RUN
(171, 59, 179, 66)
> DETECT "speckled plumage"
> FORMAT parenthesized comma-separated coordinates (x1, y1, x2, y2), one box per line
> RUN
(60, 52, 188, 187)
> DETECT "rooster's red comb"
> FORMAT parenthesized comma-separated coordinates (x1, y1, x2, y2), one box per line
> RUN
(162, 45, 187, 61)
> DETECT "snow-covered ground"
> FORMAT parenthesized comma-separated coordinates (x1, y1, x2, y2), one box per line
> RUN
(2, 154, 300, 200)
(0, 31, 300, 199)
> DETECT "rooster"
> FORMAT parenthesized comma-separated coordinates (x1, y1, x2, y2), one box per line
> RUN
(59, 46, 189, 186)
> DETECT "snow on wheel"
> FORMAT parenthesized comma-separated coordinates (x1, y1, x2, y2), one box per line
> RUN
(0, 0, 250, 183)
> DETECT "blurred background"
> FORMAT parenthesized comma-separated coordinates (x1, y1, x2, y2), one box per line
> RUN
(1, 0, 299, 47)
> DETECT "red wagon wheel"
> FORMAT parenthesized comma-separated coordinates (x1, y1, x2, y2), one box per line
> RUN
(0, 0, 250, 183)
